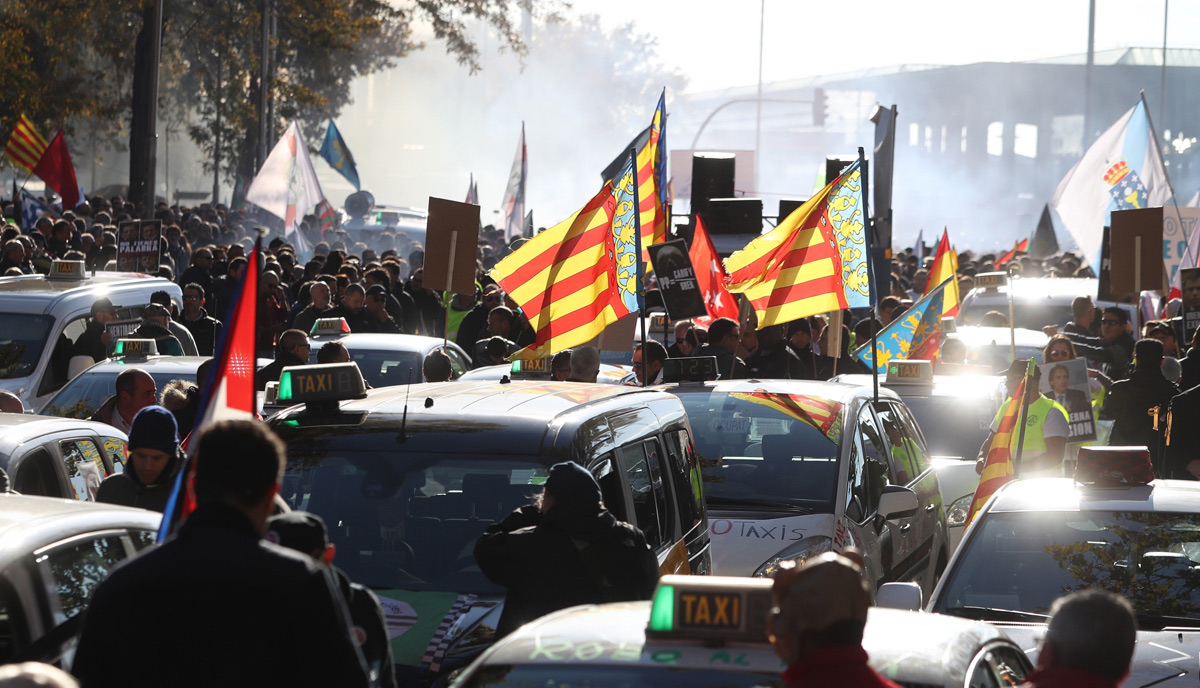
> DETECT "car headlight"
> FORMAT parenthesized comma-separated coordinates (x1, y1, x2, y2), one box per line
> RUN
(753, 536, 833, 578)
(946, 494, 973, 528)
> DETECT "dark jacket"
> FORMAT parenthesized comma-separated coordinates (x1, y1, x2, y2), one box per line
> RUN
(131, 320, 184, 356)
(1180, 346, 1200, 392)
(1063, 330, 1136, 380)
(1101, 366, 1179, 467)
(1165, 384, 1200, 480)
(786, 342, 821, 380)
(72, 502, 369, 688)
(180, 309, 222, 357)
(328, 305, 376, 335)
(256, 351, 308, 391)
(694, 343, 747, 379)
(475, 504, 659, 637)
(94, 451, 182, 513)
(293, 304, 334, 337)
(746, 341, 807, 380)
(71, 320, 110, 363)
(89, 395, 130, 433)
(455, 304, 490, 351)
(179, 265, 213, 302)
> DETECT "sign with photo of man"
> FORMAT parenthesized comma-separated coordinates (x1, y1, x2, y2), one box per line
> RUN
(1038, 357, 1096, 442)
(116, 220, 162, 273)
(1182, 267, 1200, 342)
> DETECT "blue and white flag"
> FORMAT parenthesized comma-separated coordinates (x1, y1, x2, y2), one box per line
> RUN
(19, 189, 52, 232)
(319, 119, 360, 191)
(853, 278, 951, 374)
(1050, 98, 1172, 268)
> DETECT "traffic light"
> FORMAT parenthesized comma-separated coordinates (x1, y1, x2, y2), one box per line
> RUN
(812, 88, 827, 127)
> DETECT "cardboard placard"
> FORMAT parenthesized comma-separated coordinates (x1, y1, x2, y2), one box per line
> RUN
(1109, 208, 1163, 297)
(580, 312, 640, 354)
(116, 220, 161, 273)
(648, 240, 707, 321)
(1038, 358, 1096, 443)
(1181, 267, 1200, 342)
(423, 197, 480, 296)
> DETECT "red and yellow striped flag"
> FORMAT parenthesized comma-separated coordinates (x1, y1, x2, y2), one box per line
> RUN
(635, 92, 668, 257)
(993, 238, 1028, 270)
(926, 228, 960, 318)
(724, 160, 870, 328)
(965, 359, 1035, 526)
(4, 115, 48, 173)
(731, 390, 844, 444)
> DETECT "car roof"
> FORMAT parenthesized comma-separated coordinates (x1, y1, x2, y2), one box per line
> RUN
(78, 355, 213, 374)
(986, 478, 1200, 514)
(310, 332, 454, 352)
(950, 325, 1049, 349)
(0, 415, 123, 447)
(0, 273, 179, 314)
(661, 378, 899, 405)
(834, 373, 1005, 400)
(0, 495, 160, 569)
(475, 601, 1011, 684)
(966, 276, 1097, 299)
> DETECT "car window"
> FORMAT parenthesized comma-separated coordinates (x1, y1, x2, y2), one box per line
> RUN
(663, 430, 702, 533)
(129, 529, 156, 551)
(41, 534, 129, 623)
(102, 436, 127, 473)
(346, 350, 422, 388)
(617, 443, 665, 551)
(445, 347, 469, 378)
(0, 314, 55, 381)
(0, 580, 26, 664)
(875, 403, 921, 485)
(59, 439, 109, 501)
(39, 317, 86, 396)
(894, 403, 932, 475)
(42, 370, 196, 419)
(13, 448, 65, 498)
(847, 408, 889, 524)
(644, 439, 674, 542)
(463, 664, 782, 688)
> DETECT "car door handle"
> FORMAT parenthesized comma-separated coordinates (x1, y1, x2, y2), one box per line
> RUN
(925, 504, 936, 512)
(900, 524, 912, 533)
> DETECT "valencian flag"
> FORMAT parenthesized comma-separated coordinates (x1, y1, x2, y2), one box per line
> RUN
(319, 119, 360, 191)
(730, 390, 844, 445)
(33, 131, 82, 209)
(854, 277, 952, 373)
(724, 160, 870, 328)
(4, 114, 48, 173)
(688, 215, 739, 323)
(158, 240, 261, 540)
(636, 90, 669, 255)
(491, 154, 641, 360)
(926, 228, 960, 318)
(966, 358, 1036, 526)
(993, 238, 1028, 270)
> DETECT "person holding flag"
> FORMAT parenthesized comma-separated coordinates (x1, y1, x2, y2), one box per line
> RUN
(974, 359, 1069, 484)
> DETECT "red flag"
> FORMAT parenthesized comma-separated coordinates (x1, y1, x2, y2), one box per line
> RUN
(689, 215, 739, 323)
(993, 238, 1028, 270)
(32, 131, 81, 209)
(159, 242, 260, 539)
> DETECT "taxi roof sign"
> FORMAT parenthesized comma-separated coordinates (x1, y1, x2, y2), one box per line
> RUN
(47, 260, 87, 280)
(974, 272, 1008, 291)
(510, 356, 551, 376)
(113, 338, 158, 357)
(310, 317, 350, 337)
(277, 362, 367, 406)
(647, 575, 773, 644)
(1074, 446, 1154, 487)
(886, 360, 933, 385)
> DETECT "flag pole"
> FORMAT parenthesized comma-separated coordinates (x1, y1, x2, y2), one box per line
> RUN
(1012, 363, 1033, 479)
(630, 146, 648, 387)
(1139, 88, 1190, 297)
(858, 147, 878, 403)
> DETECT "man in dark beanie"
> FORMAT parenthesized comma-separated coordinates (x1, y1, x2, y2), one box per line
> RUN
(1102, 338, 1179, 471)
(269, 512, 396, 688)
(474, 462, 659, 637)
(95, 405, 182, 512)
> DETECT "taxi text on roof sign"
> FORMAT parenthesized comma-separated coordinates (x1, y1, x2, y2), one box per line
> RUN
(277, 363, 366, 404)
(647, 575, 773, 644)
(511, 357, 551, 375)
(47, 260, 87, 280)
(113, 339, 158, 357)
(974, 272, 1008, 291)
(886, 360, 933, 384)
(310, 317, 350, 336)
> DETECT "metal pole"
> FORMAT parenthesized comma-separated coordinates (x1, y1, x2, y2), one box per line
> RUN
(1012, 368, 1032, 479)
(630, 147, 648, 387)
(257, 0, 270, 170)
(1084, 0, 1096, 144)
(213, 57, 222, 205)
(1161, 0, 1169, 128)
(858, 147, 877, 403)
(754, 0, 764, 186)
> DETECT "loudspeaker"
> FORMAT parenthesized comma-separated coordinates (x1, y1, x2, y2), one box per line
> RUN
(705, 198, 762, 235)
(691, 153, 735, 217)
(778, 199, 808, 221)
(825, 156, 856, 185)
(344, 190, 375, 219)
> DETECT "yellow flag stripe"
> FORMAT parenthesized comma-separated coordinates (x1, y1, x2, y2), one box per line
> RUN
(758, 293, 844, 327)
(525, 272, 611, 331)
(515, 304, 621, 360)
(506, 241, 607, 307)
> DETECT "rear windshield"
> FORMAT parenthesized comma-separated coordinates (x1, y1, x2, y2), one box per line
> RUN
(961, 302, 1068, 331)
(0, 314, 55, 380)
(41, 370, 197, 418)
(280, 441, 550, 594)
(463, 665, 781, 688)
(674, 388, 843, 513)
(307, 348, 422, 388)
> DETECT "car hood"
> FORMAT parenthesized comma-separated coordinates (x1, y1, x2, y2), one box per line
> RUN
(707, 512, 842, 576)
(998, 624, 1200, 687)
(375, 589, 503, 680)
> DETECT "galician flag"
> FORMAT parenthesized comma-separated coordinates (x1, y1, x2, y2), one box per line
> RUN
(1050, 97, 1172, 267)
(246, 121, 324, 257)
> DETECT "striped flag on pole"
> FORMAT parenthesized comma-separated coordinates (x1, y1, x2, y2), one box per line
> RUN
(966, 358, 1035, 526)
(4, 115, 48, 173)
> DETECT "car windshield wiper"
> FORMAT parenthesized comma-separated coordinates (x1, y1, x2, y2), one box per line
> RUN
(1135, 612, 1200, 630)
(706, 496, 814, 514)
(941, 606, 1050, 623)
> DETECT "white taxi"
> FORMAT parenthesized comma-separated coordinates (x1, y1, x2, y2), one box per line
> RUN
(661, 360, 948, 596)
(927, 447, 1200, 687)
(448, 575, 1033, 688)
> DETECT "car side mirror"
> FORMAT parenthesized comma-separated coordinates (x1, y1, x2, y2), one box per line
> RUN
(878, 484, 918, 520)
(876, 581, 923, 611)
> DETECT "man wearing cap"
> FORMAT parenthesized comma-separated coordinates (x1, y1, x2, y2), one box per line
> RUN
(73, 421, 369, 687)
(976, 360, 1069, 479)
(769, 551, 901, 688)
(363, 284, 401, 333)
(474, 461, 659, 637)
(95, 405, 182, 512)
(1102, 338, 1179, 471)
(268, 512, 397, 688)
(130, 303, 185, 356)
(1020, 590, 1136, 688)
(71, 297, 121, 363)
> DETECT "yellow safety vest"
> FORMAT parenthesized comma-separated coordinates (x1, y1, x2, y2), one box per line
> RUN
(994, 396, 1069, 463)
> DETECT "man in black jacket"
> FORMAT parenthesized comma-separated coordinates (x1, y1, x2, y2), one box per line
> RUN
(72, 420, 369, 687)
(1059, 306, 1136, 380)
(747, 324, 806, 380)
(256, 329, 311, 390)
(474, 462, 659, 637)
(694, 317, 747, 379)
(1101, 338, 1179, 471)
(95, 405, 182, 513)
(1165, 382, 1200, 479)
(70, 297, 121, 363)
(179, 282, 223, 356)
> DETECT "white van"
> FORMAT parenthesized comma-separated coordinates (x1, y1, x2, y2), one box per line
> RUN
(0, 262, 182, 410)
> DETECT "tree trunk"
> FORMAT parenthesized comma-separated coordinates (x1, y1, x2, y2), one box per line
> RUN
(127, 2, 155, 212)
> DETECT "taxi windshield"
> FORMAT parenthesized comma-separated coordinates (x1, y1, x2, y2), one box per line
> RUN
(934, 511, 1200, 624)
(307, 348, 422, 388)
(960, 302, 1068, 331)
(463, 665, 781, 688)
(899, 394, 997, 460)
(280, 448, 548, 594)
(43, 370, 199, 418)
(0, 314, 54, 379)
(674, 389, 842, 513)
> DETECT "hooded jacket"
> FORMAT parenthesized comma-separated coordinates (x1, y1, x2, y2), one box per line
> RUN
(94, 448, 182, 513)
